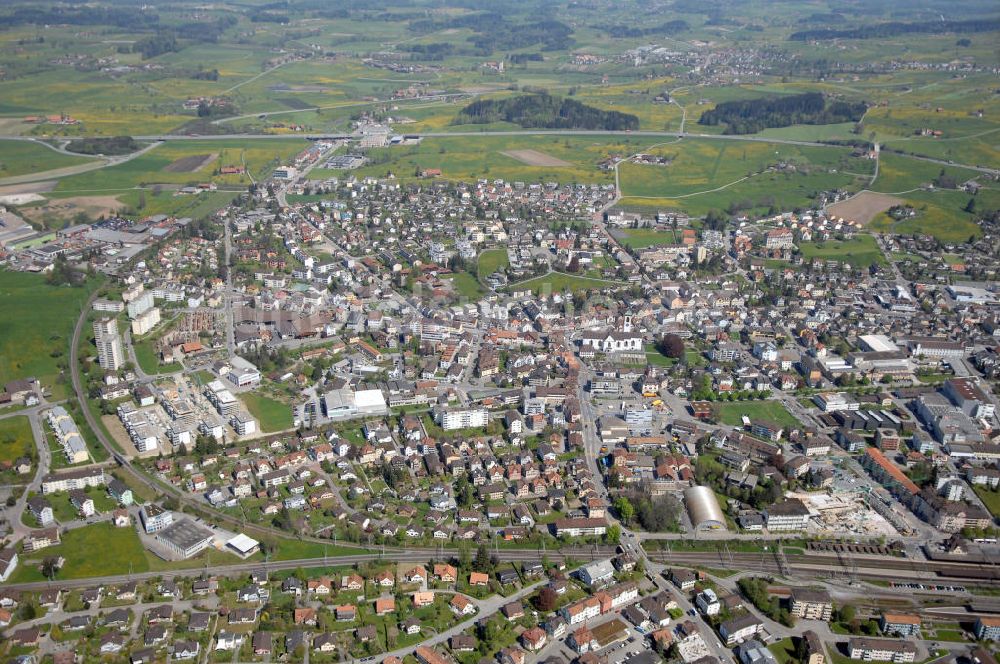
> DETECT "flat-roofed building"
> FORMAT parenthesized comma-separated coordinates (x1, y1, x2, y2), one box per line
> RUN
(789, 588, 832, 621)
(847, 638, 916, 663)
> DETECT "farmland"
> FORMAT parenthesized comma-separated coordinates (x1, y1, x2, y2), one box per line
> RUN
(616, 138, 874, 216)
(0, 139, 95, 179)
(798, 235, 887, 268)
(54, 138, 308, 192)
(0, 271, 98, 399)
(353, 134, 632, 185)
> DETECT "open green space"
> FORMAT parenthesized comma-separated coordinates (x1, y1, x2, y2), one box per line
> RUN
(714, 400, 801, 428)
(511, 271, 626, 295)
(0, 415, 34, 465)
(54, 139, 308, 192)
(0, 139, 95, 178)
(445, 271, 485, 299)
(617, 228, 679, 249)
(644, 344, 677, 368)
(241, 392, 293, 432)
(974, 486, 1000, 519)
(133, 339, 181, 375)
(0, 270, 97, 399)
(477, 249, 510, 279)
(353, 134, 637, 185)
(11, 522, 149, 582)
(769, 637, 800, 664)
(617, 138, 872, 216)
(798, 234, 887, 268)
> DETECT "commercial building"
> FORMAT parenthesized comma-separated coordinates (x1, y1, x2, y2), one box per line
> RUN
(140, 503, 174, 533)
(813, 392, 860, 412)
(226, 357, 261, 388)
(155, 518, 214, 559)
(684, 485, 726, 530)
(577, 560, 615, 587)
(764, 498, 810, 531)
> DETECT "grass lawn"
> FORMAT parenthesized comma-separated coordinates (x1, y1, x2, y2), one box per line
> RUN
(973, 486, 1000, 519)
(0, 415, 34, 465)
(477, 249, 510, 279)
(798, 235, 887, 268)
(685, 349, 707, 367)
(714, 400, 801, 428)
(0, 139, 95, 178)
(931, 629, 966, 642)
(445, 271, 485, 299)
(644, 344, 676, 368)
(270, 538, 364, 561)
(241, 392, 293, 432)
(617, 228, 678, 249)
(512, 271, 626, 295)
(0, 271, 98, 399)
(133, 339, 180, 374)
(12, 522, 149, 582)
(769, 637, 800, 664)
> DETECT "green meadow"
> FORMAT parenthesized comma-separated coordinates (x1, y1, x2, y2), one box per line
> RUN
(0, 139, 95, 178)
(0, 271, 97, 399)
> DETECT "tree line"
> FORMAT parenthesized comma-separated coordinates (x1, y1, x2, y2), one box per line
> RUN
(790, 17, 1000, 41)
(457, 93, 639, 131)
(603, 20, 689, 38)
(698, 92, 866, 135)
(410, 12, 574, 54)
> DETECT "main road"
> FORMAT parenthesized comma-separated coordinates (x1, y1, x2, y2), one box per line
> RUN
(0, 131, 993, 176)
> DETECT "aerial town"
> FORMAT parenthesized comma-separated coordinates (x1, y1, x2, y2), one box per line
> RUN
(0, 1, 999, 664)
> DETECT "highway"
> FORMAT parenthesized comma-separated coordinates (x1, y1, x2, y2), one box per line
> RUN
(0, 131, 994, 178)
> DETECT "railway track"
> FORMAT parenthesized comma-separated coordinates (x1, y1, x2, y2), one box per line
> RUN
(647, 550, 1000, 585)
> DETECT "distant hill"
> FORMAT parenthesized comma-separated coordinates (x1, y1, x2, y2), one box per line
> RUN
(456, 94, 639, 131)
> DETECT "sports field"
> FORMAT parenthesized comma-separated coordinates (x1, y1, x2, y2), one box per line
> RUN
(714, 401, 801, 429)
